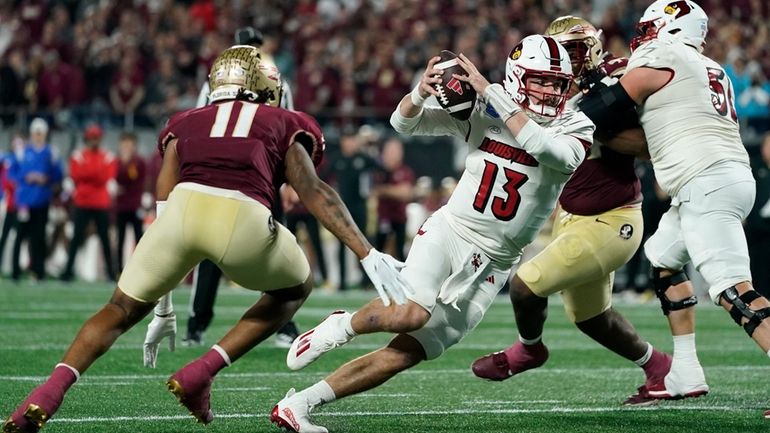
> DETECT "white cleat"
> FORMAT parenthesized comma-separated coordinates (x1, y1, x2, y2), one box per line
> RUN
(649, 359, 710, 399)
(270, 388, 328, 433)
(286, 311, 354, 370)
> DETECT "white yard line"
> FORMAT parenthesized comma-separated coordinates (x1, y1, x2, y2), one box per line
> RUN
(2, 365, 768, 382)
(49, 405, 743, 424)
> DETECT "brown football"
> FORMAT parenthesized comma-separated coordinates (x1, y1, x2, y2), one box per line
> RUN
(433, 50, 476, 120)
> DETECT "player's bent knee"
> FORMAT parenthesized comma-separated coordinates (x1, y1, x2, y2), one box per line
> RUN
(109, 287, 155, 330)
(651, 267, 697, 315)
(389, 303, 431, 334)
(386, 334, 427, 368)
(720, 286, 770, 337)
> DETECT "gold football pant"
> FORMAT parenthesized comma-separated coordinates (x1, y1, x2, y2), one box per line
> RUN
(517, 204, 642, 322)
(120, 185, 310, 302)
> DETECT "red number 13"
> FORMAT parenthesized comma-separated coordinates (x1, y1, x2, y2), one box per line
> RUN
(473, 160, 529, 221)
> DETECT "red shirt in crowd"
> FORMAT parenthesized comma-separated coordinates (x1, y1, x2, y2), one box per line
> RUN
(377, 164, 415, 224)
(69, 148, 117, 209)
(115, 155, 146, 212)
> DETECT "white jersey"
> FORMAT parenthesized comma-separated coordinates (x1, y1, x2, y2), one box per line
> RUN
(627, 39, 750, 196)
(391, 98, 594, 264)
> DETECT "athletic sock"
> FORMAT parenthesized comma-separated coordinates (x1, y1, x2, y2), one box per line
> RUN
(634, 343, 654, 367)
(518, 334, 542, 345)
(342, 312, 357, 338)
(304, 380, 336, 407)
(49, 364, 79, 393)
(202, 345, 230, 375)
(672, 333, 699, 365)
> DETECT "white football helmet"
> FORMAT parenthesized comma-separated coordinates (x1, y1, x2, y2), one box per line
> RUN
(630, 0, 708, 52)
(504, 35, 573, 121)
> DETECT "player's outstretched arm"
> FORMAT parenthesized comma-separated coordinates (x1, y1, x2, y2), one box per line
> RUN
(285, 142, 412, 305)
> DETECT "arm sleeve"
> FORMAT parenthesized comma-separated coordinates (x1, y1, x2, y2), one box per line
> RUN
(515, 113, 593, 173)
(291, 112, 325, 167)
(389, 105, 469, 139)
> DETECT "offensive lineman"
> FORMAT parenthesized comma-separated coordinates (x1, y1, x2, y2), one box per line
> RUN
(471, 15, 704, 405)
(2, 46, 411, 433)
(269, 35, 595, 433)
(579, 0, 770, 409)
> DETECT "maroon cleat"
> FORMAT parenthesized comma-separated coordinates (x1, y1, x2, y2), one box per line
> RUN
(3, 385, 65, 433)
(471, 341, 549, 381)
(167, 359, 215, 424)
(763, 409, 770, 419)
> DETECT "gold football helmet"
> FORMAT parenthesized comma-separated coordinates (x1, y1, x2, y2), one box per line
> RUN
(208, 45, 282, 107)
(545, 16, 604, 78)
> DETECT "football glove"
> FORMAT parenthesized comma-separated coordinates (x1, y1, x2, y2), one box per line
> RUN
(360, 248, 414, 306)
(143, 313, 176, 368)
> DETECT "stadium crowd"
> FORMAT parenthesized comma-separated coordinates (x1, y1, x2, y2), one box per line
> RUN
(0, 0, 768, 296)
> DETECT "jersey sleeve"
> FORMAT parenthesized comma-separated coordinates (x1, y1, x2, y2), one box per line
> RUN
(157, 112, 184, 157)
(515, 110, 594, 173)
(601, 55, 629, 78)
(289, 111, 325, 167)
(627, 40, 675, 72)
(390, 105, 470, 139)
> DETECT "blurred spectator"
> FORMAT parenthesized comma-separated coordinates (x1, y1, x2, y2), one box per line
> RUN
(328, 129, 380, 290)
(0, 49, 27, 126)
(736, 71, 770, 132)
(109, 49, 144, 127)
(0, 133, 24, 274)
(60, 124, 117, 282)
(114, 131, 145, 272)
(282, 184, 329, 286)
(374, 138, 415, 261)
(746, 133, 770, 297)
(9, 118, 63, 281)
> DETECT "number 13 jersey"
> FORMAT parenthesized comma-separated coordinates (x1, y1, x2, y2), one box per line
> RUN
(627, 39, 750, 196)
(391, 98, 593, 265)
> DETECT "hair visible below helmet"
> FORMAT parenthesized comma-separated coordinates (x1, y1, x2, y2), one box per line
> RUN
(504, 35, 573, 121)
(208, 45, 282, 107)
(545, 15, 604, 79)
(630, 0, 708, 52)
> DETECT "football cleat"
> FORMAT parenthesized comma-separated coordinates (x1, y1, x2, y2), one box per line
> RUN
(763, 408, 770, 419)
(286, 311, 354, 370)
(3, 385, 64, 433)
(471, 341, 549, 381)
(624, 355, 709, 406)
(166, 360, 215, 424)
(275, 321, 300, 349)
(270, 389, 328, 433)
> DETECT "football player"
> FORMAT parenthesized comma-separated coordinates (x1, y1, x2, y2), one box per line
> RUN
(2, 46, 411, 433)
(269, 35, 595, 433)
(143, 27, 299, 365)
(471, 15, 705, 405)
(578, 0, 770, 410)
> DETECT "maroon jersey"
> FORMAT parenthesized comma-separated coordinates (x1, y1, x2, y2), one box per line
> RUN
(376, 164, 415, 224)
(560, 56, 641, 215)
(158, 101, 325, 209)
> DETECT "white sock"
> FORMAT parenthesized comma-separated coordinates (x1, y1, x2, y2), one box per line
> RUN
(633, 343, 653, 367)
(55, 363, 81, 381)
(305, 380, 336, 406)
(672, 333, 699, 364)
(343, 312, 357, 338)
(766, 348, 770, 359)
(212, 344, 232, 366)
(518, 334, 542, 345)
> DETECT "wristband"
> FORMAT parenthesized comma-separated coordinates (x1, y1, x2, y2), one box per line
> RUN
(410, 86, 427, 107)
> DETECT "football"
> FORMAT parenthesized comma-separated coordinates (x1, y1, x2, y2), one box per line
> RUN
(433, 50, 476, 120)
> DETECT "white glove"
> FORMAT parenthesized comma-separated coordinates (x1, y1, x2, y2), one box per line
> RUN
(360, 248, 414, 306)
(143, 313, 176, 368)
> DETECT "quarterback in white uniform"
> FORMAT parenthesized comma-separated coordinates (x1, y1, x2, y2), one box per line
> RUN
(269, 35, 594, 433)
(580, 0, 769, 409)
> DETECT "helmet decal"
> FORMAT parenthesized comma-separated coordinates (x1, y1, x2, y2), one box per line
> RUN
(664, 1, 692, 18)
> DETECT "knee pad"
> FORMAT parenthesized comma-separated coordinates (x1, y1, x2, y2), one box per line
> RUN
(651, 267, 697, 315)
(721, 286, 770, 337)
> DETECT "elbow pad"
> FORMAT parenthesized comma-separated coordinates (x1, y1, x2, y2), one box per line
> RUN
(577, 83, 639, 134)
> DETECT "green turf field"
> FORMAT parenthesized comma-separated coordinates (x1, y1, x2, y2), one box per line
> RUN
(0, 281, 767, 433)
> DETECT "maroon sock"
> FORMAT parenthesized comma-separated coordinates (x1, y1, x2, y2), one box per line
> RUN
(48, 365, 78, 394)
(642, 349, 671, 381)
(200, 349, 228, 376)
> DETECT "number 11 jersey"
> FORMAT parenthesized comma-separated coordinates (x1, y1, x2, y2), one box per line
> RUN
(157, 101, 325, 210)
